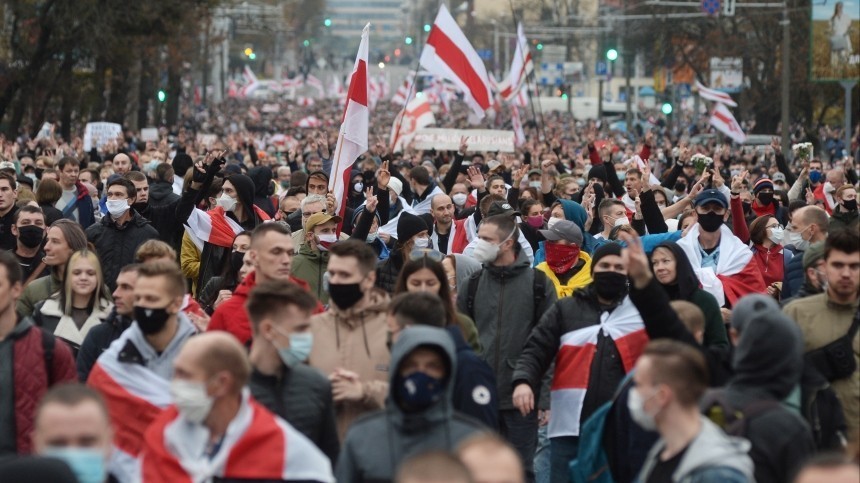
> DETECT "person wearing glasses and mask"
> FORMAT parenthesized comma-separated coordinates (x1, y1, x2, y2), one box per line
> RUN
(375, 212, 430, 293)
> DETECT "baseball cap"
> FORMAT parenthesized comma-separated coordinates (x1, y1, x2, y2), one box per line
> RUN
(539, 220, 583, 245)
(527, 169, 542, 178)
(772, 172, 787, 183)
(487, 159, 503, 172)
(694, 188, 728, 209)
(305, 212, 342, 232)
(487, 201, 521, 218)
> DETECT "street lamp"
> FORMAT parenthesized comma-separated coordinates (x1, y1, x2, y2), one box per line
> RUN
(606, 48, 618, 61)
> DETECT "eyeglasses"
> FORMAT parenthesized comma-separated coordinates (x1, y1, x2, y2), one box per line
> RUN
(409, 248, 444, 262)
(766, 223, 783, 230)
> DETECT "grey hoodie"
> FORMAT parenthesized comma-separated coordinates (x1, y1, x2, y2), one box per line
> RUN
(335, 326, 484, 483)
(637, 417, 754, 482)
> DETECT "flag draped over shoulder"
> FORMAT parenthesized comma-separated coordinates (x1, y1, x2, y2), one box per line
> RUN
(328, 24, 370, 234)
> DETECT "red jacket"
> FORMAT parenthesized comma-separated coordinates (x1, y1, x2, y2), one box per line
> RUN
(7, 318, 76, 453)
(751, 244, 785, 287)
(208, 271, 323, 344)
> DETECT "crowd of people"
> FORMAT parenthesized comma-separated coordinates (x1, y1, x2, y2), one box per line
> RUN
(0, 96, 857, 483)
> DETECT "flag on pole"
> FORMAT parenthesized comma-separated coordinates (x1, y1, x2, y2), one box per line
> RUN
(420, 4, 493, 119)
(390, 97, 436, 152)
(695, 80, 738, 107)
(500, 23, 534, 101)
(391, 71, 416, 105)
(511, 105, 526, 147)
(329, 24, 370, 234)
(709, 103, 746, 144)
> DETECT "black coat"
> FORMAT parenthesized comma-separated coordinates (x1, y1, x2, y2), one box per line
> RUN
(375, 248, 403, 294)
(140, 181, 183, 252)
(85, 211, 158, 292)
(249, 364, 340, 463)
(75, 309, 132, 382)
(447, 326, 500, 430)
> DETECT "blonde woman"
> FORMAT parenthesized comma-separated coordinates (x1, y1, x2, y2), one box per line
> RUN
(33, 250, 112, 355)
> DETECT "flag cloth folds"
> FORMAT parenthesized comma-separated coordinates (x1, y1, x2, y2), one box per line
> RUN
(709, 103, 746, 144)
(695, 80, 738, 107)
(420, 4, 493, 119)
(500, 23, 534, 101)
(329, 24, 370, 234)
(389, 96, 435, 152)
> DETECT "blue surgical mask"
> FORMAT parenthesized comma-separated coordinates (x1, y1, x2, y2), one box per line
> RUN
(43, 447, 107, 483)
(809, 170, 822, 183)
(397, 371, 445, 412)
(274, 327, 314, 368)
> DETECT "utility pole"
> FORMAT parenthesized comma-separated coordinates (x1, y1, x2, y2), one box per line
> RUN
(780, 5, 790, 154)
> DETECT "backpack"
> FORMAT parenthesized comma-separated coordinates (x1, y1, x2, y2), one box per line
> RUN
(800, 363, 848, 450)
(465, 268, 548, 326)
(701, 389, 781, 437)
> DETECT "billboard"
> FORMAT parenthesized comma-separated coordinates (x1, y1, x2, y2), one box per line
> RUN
(709, 57, 743, 92)
(810, 0, 860, 80)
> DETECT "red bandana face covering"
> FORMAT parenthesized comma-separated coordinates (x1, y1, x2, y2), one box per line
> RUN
(545, 242, 581, 275)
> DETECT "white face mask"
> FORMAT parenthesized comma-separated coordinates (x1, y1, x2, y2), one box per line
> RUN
(414, 236, 430, 249)
(627, 387, 658, 430)
(529, 181, 542, 189)
(473, 227, 515, 264)
(170, 379, 214, 424)
(783, 226, 810, 251)
(217, 193, 237, 212)
(547, 217, 562, 229)
(366, 232, 378, 243)
(768, 226, 784, 245)
(105, 199, 129, 219)
(608, 216, 627, 228)
(452, 193, 468, 206)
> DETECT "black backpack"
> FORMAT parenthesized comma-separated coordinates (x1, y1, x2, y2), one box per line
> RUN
(800, 363, 848, 450)
(701, 389, 781, 437)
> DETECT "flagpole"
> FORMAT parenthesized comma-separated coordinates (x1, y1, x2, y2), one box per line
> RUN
(389, 58, 422, 152)
(507, 0, 548, 144)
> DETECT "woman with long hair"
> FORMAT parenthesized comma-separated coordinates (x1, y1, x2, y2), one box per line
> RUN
(17, 219, 89, 316)
(33, 250, 112, 355)
(394, 249, 480, 353)
(198, 231, 252, 314)
(34, 177, 65, 226)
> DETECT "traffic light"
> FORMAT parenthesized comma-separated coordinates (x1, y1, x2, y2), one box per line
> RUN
(157, 90, 166, 102)
(606, 48, 618, 61)
(244, 47, 252, 56)
(661, 102, 673, 115)
(423, 24, 431, 33)
(394, 48, 401, 57)
(405, 36, 413, 45)
(324, 18, 332, 27)
(248, 53, 256, 60)
(303, 39, 310, 47)
(536, 43, 543, 51)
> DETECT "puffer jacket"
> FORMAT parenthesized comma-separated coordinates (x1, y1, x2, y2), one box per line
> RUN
(335, 326, 484, 483)
(291, 243, 330, 304)
(86, 211, 159, 292)
(457, 251, 557, 410)
(2, 317, 76, 454)
(308, 288, 391, 439)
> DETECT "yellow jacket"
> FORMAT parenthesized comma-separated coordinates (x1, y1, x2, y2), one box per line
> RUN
(536, 252, 593, 299)
(180, 232, 201, 296)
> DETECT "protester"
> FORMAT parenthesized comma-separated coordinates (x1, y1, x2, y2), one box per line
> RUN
(0, 171, 20, 251)
(793, 454, 860, 483)
(308, 240, 391, 439)
(395, 451, 474, 483)
(247, 281, 340, 462)
(458, 214, 557, 479)
(292, 212, 340, 303)
(632, 340, 755, 482)
(430, 193, 470, 255)
(534, 220, 592, 298)
(830, 184, 859, 232)
(17, 219, 89, 316)
(376, 212, 430, 293)
(197, 231, 251, 314)
(335, 326, 484, 482)
(457, 433, 526, 483)
(33, 250, 112, 356)
(86, 261, 196, 481)
(0, 250, 77, 455)
(10, 205, 50, 282)
(134, 163, 184, 251)
(32, 384, 116, 483)
(781, 241, 827, 305)
(34, 177, 65, 226)
(140, 332, 334, 482)
(782, 206, 829, 299)
(55, 157, 96, 229)
(85, 177, 158, 291)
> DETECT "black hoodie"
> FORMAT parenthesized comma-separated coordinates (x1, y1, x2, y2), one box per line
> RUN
(248, 167, 275, 217)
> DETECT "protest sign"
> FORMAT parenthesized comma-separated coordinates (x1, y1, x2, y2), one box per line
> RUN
(83, 122, 122, 151)
(140, 127, 159, 142)
(411, 129, 515, 152)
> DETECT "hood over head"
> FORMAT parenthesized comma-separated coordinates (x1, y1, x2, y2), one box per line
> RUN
(652, 241, 700, 301)
(729, 294, 804, 400)
(388, 326, 456, 421)
(224, 174, 258, 222)
(449, 253, 482, 291)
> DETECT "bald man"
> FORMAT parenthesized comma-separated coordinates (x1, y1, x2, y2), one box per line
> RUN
(141, 332, 334, 482)
(112, 153, 133, 176)
(457, 433, 525, 483)
(430, 193, 469, 254)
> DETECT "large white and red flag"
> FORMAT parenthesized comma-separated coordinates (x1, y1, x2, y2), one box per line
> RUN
(709, 103, 746, 144)
(695, 80, 738, 107)
(500, 23, 534, 101)
(391, 71, 416, 105)
(389, 96, 435, 151)
(420, 4, 493, 119)
(329, 24, 370, 234)
(511, 105, 526, 147)
(305, 74, 325, 98)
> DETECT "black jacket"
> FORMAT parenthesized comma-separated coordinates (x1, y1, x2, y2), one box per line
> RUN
(140, 181, 183, 252)
(447, 326, 499, 430)
(249, 364, 339, 463)
(75, 309, 132, 381)
(375, 248, 404, 294)
(709, 295, 815, 483)
(0, 205, 19, 251)
(85, 211, 158, 292)
(781, 245, 806, 299)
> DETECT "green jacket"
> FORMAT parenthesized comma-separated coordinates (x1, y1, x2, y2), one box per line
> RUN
(17, 272, 61, 317)
(291, 243, 330, 304)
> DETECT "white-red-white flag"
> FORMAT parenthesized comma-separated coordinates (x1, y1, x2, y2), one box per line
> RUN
(695, 80, 738, 107)
(501, 23, 534, 101)
(511, 105, 526, 147)
(306, 74, 325, 99)
(295, 115, 321, 128)
(709, 103, 746, 144)
(391, 71, 416, 106)
(420, 4, 493, 119)
(390, 96, 435, 152)
(329, 24, 370, 234)
(248, 105, 261, 122)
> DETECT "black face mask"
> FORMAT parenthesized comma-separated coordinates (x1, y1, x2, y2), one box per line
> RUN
(757, 192, 774, 205)
(230, 250, 245, 273)
(134, 305, 172, 335)
(328, 282, 364, 310)
(697, 211, 724, 233)
(593, 271, 628, 300)
(16, 225, 44, 249)
(132, 201, 148, 213)
(675, 181, 687, 193)
(843, 199, 857, 212)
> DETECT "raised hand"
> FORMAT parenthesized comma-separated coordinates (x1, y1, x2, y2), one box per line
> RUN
(376, 160, 390, 190)
(467, 165, 485, 190)
(364, 186, 379, 212)
(619, 231, 652, 289)
(731, 169, 748, 193)
(459, 135, 468, 154)
(326, 190, 337, 214)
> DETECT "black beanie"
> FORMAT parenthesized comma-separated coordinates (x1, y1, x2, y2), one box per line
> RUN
(172, 153, 193, 177)
(591, 242, 623, 273)
(397, 212, 428, 242)
(588, 165, 606, 182)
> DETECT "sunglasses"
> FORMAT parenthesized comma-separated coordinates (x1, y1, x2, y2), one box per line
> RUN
(409, 248, 444, 263)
